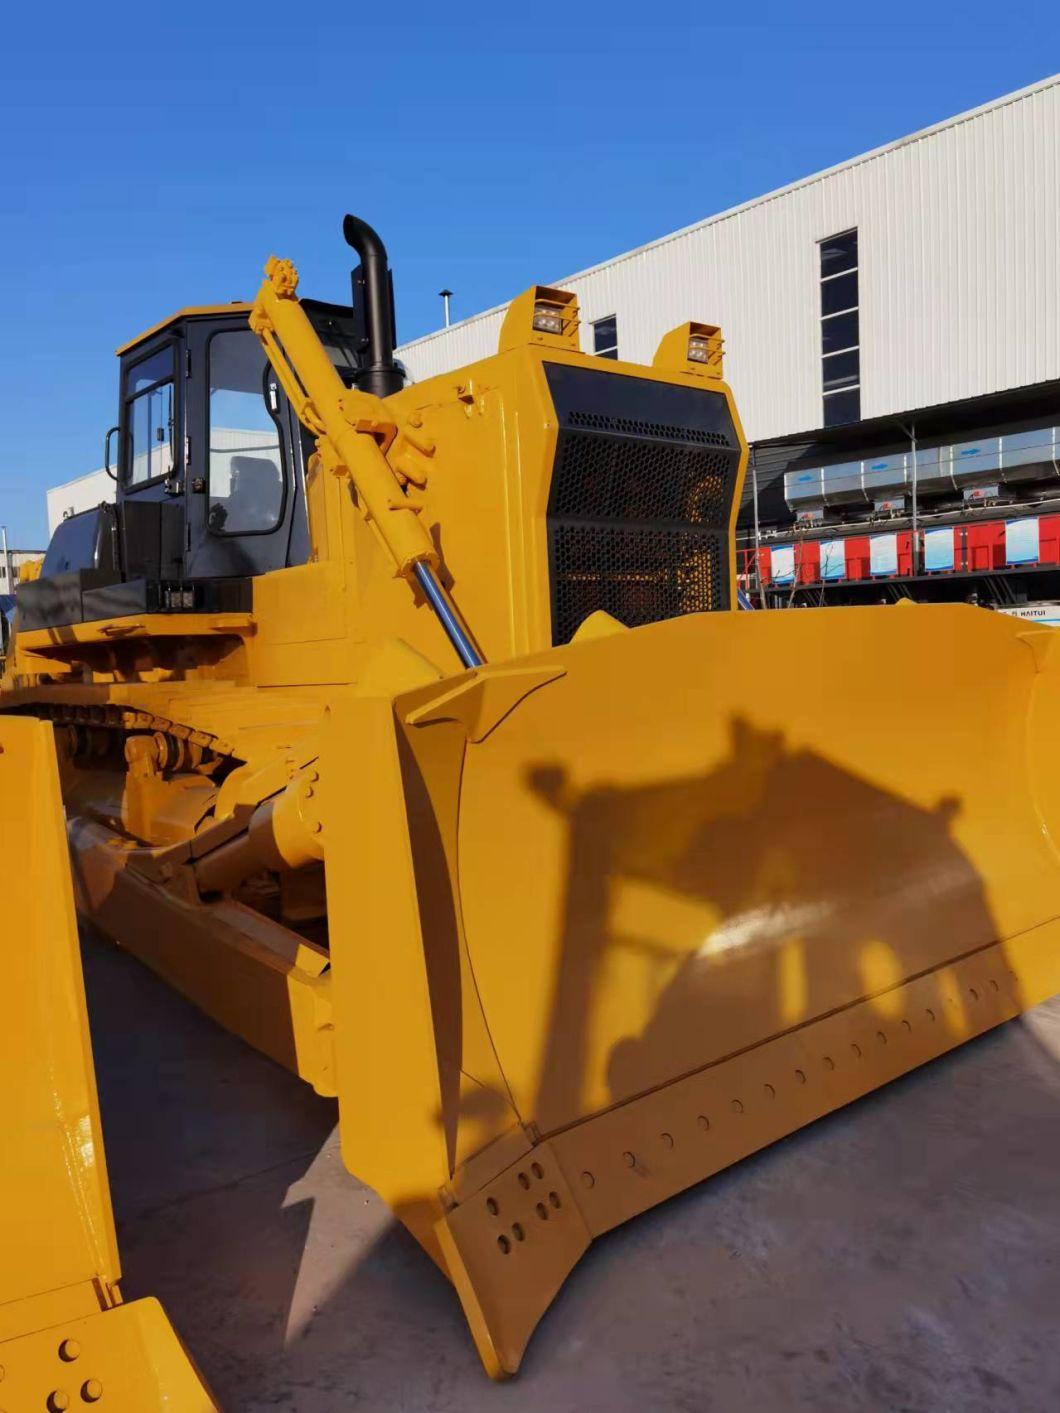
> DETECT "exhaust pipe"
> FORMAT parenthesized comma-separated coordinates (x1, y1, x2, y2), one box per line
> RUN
(342, 214, 404, 399)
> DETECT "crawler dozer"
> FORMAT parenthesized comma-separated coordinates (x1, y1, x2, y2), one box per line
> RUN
(5, 214, 1060, 1379)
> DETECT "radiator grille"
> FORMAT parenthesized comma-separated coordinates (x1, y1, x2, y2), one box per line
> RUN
(551, 433, 735, 524)
(566, 410, 732, 446)
(544, 364, 741, 645)
(550, 524, 727, 645)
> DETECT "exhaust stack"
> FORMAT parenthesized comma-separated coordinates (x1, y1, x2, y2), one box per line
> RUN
(343, 213, 404, 399)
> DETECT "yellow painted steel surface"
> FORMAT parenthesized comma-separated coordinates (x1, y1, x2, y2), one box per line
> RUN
(4, 255, 1060, 1379)
(325, 601, 1060, 1374)
(0, 716, 120, 1317)
(0, 1299, 218, 1411)
(0, 716, 218, 1408)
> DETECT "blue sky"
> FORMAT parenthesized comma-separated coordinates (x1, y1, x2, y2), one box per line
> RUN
(0, 0, 1055, 545)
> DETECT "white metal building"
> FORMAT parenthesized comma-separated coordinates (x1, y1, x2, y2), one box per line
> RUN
(47, 466, 114, 536)
(396, 76, 1059, 445)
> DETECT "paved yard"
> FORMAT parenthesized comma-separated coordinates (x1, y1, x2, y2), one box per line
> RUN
(85, 937, 1060, 1412)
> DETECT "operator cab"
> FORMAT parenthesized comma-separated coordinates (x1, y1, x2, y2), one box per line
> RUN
(20, 298, 371, 632)
(21, 221, 402, 634)
(112, 298, 363, 581)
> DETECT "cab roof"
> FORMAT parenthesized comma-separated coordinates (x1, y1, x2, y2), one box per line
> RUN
(115, 303, 252, 356)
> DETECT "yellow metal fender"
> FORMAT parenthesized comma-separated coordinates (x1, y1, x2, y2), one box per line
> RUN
(323, 602, 1060, 1377)
(0, 716, 218, 1410)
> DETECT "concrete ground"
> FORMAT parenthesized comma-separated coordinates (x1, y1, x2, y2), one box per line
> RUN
(84, 935, 1060, 1413)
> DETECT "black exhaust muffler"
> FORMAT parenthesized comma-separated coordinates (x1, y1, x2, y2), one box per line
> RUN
(342, 214, 404, 399)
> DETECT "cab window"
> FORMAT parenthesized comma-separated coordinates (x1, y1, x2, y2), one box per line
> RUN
(207, 331, 285, 535)
(125, 346, 175, 485)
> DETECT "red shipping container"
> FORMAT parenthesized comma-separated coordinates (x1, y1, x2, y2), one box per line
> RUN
(966, 522, 1005, 572)
(796, 541, 821, 584)
(1038, 515, 1060, 566)
(844, 536, 872, 580)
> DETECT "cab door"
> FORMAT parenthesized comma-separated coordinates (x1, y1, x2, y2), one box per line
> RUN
(183, 317, 308, 578)
(118, 336, 185, 579)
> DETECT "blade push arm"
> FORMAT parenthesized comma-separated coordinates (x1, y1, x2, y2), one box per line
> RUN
(250, 256, 482, 668)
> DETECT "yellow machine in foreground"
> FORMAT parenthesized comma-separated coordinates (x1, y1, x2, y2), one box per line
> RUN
(4, 214, 1060, 1379)
(0, 716, 217, 1408)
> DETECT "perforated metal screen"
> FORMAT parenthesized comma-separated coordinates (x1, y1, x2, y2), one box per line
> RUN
(544, 363, 741, 645)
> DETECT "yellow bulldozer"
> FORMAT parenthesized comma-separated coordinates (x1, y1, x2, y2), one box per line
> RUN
(4, 213, 1060, 1385)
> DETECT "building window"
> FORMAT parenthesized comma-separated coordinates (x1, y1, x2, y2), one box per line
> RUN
(593, 315, 618, 359)
(819, 230, 860, 426)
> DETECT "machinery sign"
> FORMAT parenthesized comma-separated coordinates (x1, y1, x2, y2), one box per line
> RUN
(869, 532, 899, 576)
(820, 539, 846, 581)
(771, 544, 796, 584)
(923, 526, 955, 572)
(1005, 517, 1040, 566)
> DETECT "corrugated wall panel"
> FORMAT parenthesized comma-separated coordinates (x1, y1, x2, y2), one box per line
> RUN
(397, 79, 1060, 441)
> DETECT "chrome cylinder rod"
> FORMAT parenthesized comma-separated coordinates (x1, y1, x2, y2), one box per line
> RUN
(413, 561, 483, 669)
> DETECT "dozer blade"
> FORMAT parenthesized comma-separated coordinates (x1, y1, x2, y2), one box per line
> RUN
(0, 716, 218, 1410)
(323, 602, 1060, 1377)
